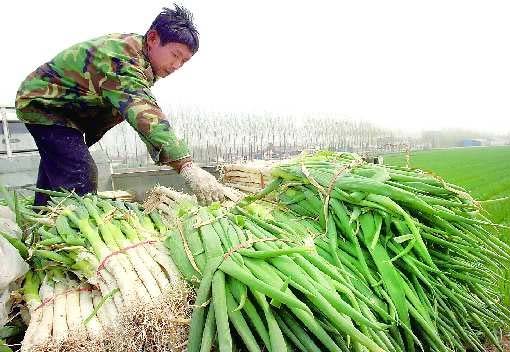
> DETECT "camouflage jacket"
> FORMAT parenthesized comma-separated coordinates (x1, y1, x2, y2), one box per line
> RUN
(15, 33, 190, 164)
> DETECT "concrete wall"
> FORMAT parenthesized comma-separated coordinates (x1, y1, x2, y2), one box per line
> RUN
(0, 150, 113, 193)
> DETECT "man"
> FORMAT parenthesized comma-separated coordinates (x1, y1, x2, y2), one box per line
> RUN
(15, 4, 224, 205)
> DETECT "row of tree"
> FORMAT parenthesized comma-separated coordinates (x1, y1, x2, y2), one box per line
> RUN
(93, 109, 508, 169)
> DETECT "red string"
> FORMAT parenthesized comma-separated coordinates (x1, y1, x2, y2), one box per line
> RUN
(34, 287, 93, 311)
(96, 240, 157, 276)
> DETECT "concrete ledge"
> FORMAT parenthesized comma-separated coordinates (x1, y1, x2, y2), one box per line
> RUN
(0, 151, 113, 192)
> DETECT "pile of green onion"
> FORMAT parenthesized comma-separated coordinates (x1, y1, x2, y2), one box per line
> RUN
(162, 151, 510, 352)
(16, 193, 191, 352)
(7, 150, 509, 352)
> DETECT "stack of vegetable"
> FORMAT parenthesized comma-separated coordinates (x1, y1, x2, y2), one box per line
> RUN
(2, 150, 509, 351)
(144, 186, 199, 221)
(219, 160, 277, 194)
(268, 151, 510, 351)
(16, 192, 193, 352)
(160, 151, 510, 351)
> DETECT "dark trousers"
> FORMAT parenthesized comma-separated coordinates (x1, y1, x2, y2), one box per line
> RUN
(25, 124, 98, 206)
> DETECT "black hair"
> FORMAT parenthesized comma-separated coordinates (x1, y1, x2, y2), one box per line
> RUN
(147, 3, 199, 54)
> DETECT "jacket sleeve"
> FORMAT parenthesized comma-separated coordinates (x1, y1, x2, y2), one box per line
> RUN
(100, 69, 190, 164)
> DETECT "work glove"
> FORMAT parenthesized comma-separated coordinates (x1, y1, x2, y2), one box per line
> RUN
(180, 163, 225, 205)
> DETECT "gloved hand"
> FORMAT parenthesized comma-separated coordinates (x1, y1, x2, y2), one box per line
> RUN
(180, 163, 225, 205)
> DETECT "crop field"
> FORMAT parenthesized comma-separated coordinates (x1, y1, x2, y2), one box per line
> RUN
(383, 146, 510, 232)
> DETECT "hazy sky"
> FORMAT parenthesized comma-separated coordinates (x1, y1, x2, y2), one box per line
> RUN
(1, 0, 509, 134)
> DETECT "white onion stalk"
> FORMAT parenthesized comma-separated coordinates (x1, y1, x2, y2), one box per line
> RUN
(20, 272, 43, 351)
(118, 219, 171, 291)
(79, 283, 103, 339)
(65, 282, 82, 332)
(141, 235, 182, 286)
(61, 204, 143, 304)
(51, 275, 68, 342)
(117, 206, 183, 286)
(98, 269, 123, 313)
(73, 249, 124, 314)
(106, 221, 162, 299)
(83, 198, 152, 303)
(30, 276, 54, 346)
(92, 290, 111, 328)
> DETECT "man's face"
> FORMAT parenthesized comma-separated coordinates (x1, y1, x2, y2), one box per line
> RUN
(146, 30, 193, 78)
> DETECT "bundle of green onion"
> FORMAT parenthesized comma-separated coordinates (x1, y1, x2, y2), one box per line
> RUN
(21, 267, 109, 351)
(160, 151, 510, 352)
(19, 192, 192, 352)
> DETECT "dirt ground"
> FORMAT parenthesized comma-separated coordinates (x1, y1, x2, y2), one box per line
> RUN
(486, 334, 510, 351)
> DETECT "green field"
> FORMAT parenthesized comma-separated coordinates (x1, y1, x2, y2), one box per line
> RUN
(383, 146, 510, 235)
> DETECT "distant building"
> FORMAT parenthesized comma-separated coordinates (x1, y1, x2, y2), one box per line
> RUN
(487, 137, 509, 146)
(461, 139, 483, 147)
